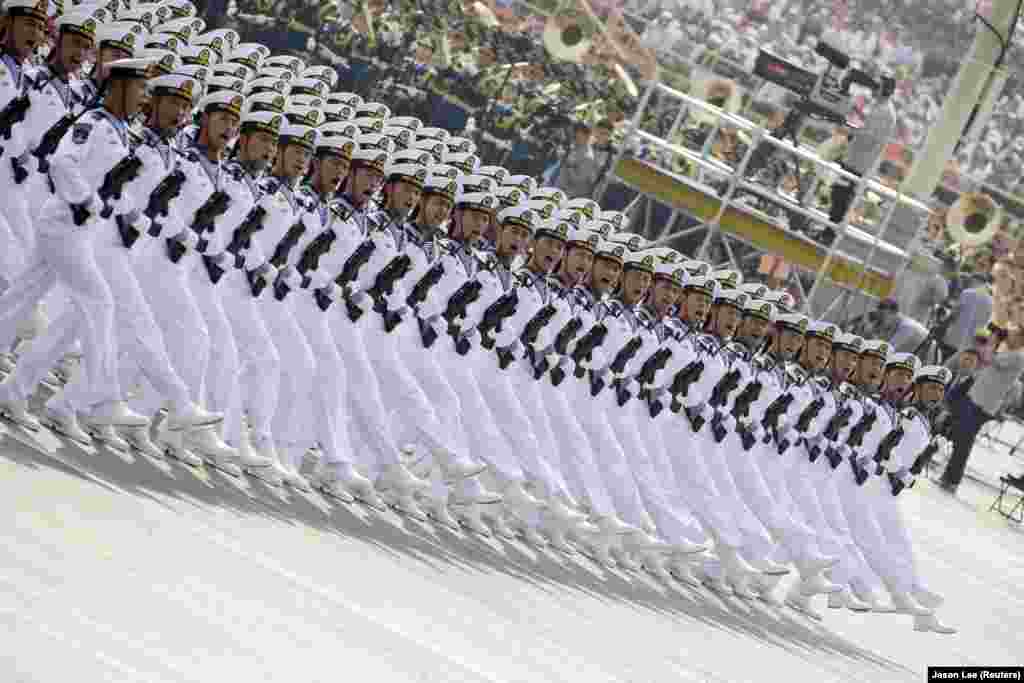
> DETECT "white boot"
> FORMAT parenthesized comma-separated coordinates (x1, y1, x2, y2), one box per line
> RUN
(164, 402, 223, 431)
(157, 424, 206, 468)
(40, 404, 91, 444)
(913, 586, 945, 609)
(182, 427, 235, 469)
(315, 462, 384, 508)
(421, 495, 461, 530)
(0, 397, 40, 431)
(246, 435, 283, 486)
(376, 462, 430, 496)
(484, 508, 518, 539)
(913, 612, 958, 634)
(827, 586, 872, 612)
(718, 545, 760, 598)
(500, 479, 546, 529)
(86, 401, 148, 428)
(89, 424, 130, 451)
(448, 476, 503, 506)
(890, 591, 933, 616)
(452, 502, 493, 536)
(431, 448, 487, 481)
(753, 572, 786, 606)
(799, 572, 843, 596)
(276, 445, 312, 491)
(0, 352, 15, 375)
(388, 490, 428, 521)
(121, 425, 164, 459)
(785, 589, 823, 620)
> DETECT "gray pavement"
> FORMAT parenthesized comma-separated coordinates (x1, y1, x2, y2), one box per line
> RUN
(2, 421, 1023, 683)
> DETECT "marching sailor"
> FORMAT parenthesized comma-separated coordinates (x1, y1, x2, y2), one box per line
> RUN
(0, 58, 158, 433)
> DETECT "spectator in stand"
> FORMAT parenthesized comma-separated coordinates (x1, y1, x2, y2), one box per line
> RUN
(553, 121, 600, 199)
(941, 266, 994, 359)
(591, 119, 617, 194)
(940, 321, 1024, 495)
(847, 297, 929, 355)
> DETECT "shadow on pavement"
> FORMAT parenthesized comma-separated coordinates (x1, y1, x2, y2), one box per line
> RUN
(2, 430, 915, 678)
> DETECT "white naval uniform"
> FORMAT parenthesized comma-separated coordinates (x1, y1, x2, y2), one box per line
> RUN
(286, 186, 357, 470)
(608, 307, 707, 545)
(0, 108, 125, 409)
(584, 301, 662, 530)
(335, 206, 452, 477)
(644, 321, 747, 549)
(386, 221, 480, 472)
(311, 196, 402, 471)
(211, 160, 281, 449)
(244, 176, 317, 455)
(470, 265, 570, 498)
(53, 126, 192, 418)
(835, 393, 914, 596)
(444, 250, 538, 487)
(411, 238, 510, 477)
(682, 340, 815, 566)
(872, 404, 937, 597)
(0, 51, 32, 280)
(540, 287, 626, 520)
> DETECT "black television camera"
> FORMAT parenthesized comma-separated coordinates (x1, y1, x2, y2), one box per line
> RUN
(753, 41, 883, 127)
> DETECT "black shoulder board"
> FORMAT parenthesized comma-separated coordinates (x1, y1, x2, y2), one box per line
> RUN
(697, 335, 718, 355)
(72, 122, 93, 145)
(330, 204, 352, 222)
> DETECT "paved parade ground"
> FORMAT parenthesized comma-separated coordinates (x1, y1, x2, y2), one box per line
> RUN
(2, 422, 1023, 683)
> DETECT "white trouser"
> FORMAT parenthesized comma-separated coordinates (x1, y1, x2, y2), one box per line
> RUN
(55, 239, 190, 414)
(350, 309, 442, 476)
(870, 481, 929, 594)
(461, 340, 530, 484)
(256, 295, 314, 449)
(606, 391, 702, 541)
(785, 450, 848, 561)
(293, 292, 352, 465)
(328, 307, 398, 472)
(0, 229, 118, 408)
(701, 430, 806, 563)
(500, 354, 573, 501)
(393, 316, 475, 467)
(810, 458, 875, 586)
(191, 268, 240, 419)
(134, 243, 209, 412)
(217, 271, 279, 445)
(658, 414, 745, 548)
(0, 210, 26, 289)
(837, 473, 915, 594)
(409, 322, 508, 471)
(549, 374, 622, 518)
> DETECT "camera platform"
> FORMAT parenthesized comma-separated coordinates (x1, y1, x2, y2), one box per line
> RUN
(597, 79, 932, 315)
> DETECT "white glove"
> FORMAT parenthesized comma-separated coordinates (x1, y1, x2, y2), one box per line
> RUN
(169, 229, 200, 250)
(253, 262, 278, 283)
(303, 267, 331, 291)
(936, 436, 952, 459)
(131, 213, 153, 237)
(321, 282, 344, 302)
(277, 265, 302, 290)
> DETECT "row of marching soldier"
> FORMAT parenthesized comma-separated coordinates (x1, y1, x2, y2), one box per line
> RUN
(0, 0, 956, 633)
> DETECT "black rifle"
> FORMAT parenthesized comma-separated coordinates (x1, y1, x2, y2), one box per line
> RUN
(142, 169, 187, 238)
(822, 403, 853, 441)
(609, 336, 643, 376)
(887, 472, 908, 497)
(570, 323, 608, 378)
(368, 254, 413, 331)
(31, 113, 74, 174)
(191, 190, 232, 252)
(225, 205, 268, 272)
(910, 440, 939, 476)
(874, 426, 904, 464)
(824, 446, 844, 469)
(269, 219, 307, 269)
(667, 359, 705, 415)
(685, 405, 706, 433)
(846, 410, 877, 449)
(247, 265, 274, 298)
(97, 155, 143, 218)
(408, 261, 444, 309)
(761, 393, 794, 435)
(547, 317, 584, 386)
(444, 280, 483, 329)
(615, 378, 634, 407)
(731, 380, 762, 421)
(637, 347, 671, 387)
(71, 202, 91, 226)
(295, 229, 337, 280)
(795, 396, 825, 433)
(333, 239, 376, 320)
(521, 304, 556, 347)
(472, 290, 518, 353)
(709, 368, 740, 409)
(0, 94, 29, 141)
